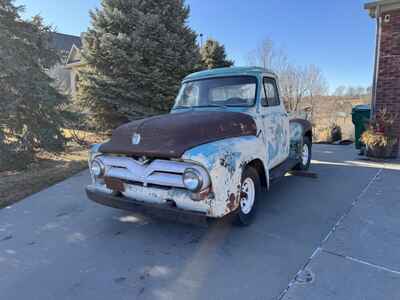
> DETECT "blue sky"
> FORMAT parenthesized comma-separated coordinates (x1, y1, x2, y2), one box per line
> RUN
(16, 0, 376, 91)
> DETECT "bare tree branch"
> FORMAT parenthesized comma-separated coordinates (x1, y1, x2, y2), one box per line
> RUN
(246, 38, 328, 114)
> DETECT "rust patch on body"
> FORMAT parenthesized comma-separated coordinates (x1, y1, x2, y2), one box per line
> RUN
(99, 111, 257, 158)
(227, 193, 237, 212)
(104, 177, 125, 192)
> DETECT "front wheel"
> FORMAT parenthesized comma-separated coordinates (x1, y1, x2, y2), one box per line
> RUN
(294, 137, 312, 171)
(234, 167, 261, 226)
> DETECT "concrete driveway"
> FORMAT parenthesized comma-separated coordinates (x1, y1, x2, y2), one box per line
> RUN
(1, 144, 399, 300)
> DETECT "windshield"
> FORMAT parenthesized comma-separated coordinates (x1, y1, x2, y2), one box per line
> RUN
(174, 76, 257, 109)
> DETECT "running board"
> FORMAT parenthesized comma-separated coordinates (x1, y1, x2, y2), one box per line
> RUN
(269, 159, 299, 184)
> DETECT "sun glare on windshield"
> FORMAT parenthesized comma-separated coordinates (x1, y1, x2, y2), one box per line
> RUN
(174, 76, 257, 109)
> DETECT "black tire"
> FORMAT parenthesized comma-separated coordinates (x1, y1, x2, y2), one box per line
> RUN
(234, 167, 262, 226)
(294, 136, 312, 171)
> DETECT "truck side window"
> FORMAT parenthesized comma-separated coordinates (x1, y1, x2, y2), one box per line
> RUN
(262, 78, 280, 107)
(260, 81, 267, 106)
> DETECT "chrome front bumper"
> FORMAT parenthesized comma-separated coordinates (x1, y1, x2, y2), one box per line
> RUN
(86, 183, 215, 216)
(86, 185, 212, 224)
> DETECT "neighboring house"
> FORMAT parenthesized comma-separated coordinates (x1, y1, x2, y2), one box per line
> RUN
(48, 32, 84, 97)
(365, 0, 400, 156)
(65, 41, 86, 98)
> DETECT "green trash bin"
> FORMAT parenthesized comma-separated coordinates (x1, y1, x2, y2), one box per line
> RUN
(352, 104, 371, 150)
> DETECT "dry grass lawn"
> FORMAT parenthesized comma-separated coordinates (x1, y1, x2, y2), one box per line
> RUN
(0, 130, 107, 208)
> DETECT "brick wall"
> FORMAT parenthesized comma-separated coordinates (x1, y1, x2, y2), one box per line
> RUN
(376, 8, 400, 156)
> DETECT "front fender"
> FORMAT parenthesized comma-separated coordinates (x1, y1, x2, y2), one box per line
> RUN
(182, 136, 268, 217)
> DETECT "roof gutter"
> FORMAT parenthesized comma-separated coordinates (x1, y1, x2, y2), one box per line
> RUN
(365, 0, 400, 17)
(371, 3, 382, 116)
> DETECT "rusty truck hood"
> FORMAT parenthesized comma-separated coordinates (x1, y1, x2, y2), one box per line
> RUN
(99, 111, 257, 158)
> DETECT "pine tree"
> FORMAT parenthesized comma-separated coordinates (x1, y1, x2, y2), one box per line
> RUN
(78, 0, 201, 128)
(200, 38, 234, 70)
(0, 0, 67, 171)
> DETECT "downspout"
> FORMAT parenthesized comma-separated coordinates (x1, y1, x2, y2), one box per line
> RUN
(371, 4, 382, 117)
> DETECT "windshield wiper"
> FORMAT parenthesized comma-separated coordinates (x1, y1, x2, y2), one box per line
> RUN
(173, 106, 192, 109)
(192, 104, 227, 109)
(174, 104, 227, 109)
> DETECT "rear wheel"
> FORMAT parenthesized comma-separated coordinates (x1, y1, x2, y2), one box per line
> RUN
(294, 136, 312, 171)
(234, 167, 261, 226)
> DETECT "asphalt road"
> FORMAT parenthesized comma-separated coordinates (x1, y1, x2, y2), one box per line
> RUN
(0, 145, 392, 300)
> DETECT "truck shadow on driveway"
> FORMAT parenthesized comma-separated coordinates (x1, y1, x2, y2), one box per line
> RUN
(78, 146, 389, 299)
(0, 145, 397, 300)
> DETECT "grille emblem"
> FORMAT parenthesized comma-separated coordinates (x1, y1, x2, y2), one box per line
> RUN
(132, 133, 141, 145)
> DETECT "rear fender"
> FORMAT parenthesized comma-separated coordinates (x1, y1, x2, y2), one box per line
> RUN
(290, 119, 312, 159)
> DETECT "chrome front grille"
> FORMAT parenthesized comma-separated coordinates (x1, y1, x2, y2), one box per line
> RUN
(96, 156, 209, 189)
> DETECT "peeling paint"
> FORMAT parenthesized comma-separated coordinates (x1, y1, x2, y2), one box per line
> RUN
(289, 121, 308, 160)
(227, 193, 236, 212)
(220, 151, 241, 177)
(290, 122, 304, 142)
(182, 136, 268, 217)
(260, 110, 290, 167)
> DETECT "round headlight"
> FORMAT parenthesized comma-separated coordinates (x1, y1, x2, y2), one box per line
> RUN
(91, 159, 105, 177)
(183, 168, 203, 192)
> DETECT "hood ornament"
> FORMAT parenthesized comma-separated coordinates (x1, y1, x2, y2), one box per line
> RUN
(132, 133, 141, 145)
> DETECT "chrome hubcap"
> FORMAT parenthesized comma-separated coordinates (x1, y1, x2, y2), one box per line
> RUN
(240, 178, 255, 215)
(302, 144, 309, 166)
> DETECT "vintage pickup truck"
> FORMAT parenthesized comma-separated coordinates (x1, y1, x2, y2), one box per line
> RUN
(86, 67, 312, 225)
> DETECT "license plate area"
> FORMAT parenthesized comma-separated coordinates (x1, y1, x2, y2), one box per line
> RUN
(104, 177, 125, 192)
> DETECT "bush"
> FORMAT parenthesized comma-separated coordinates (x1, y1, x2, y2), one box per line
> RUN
(318, 124, 342, 143)
(361, 131, 397, 148)
(330, 125, 342, 143)
(361, 107, 398, 148)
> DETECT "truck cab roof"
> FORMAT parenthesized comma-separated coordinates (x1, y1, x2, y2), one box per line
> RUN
(183, 66, 278, 82)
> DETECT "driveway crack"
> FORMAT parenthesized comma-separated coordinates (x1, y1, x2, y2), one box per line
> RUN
(277, 166, 384, 300)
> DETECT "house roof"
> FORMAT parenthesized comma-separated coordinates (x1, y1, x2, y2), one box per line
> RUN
(49, 32, 82, 53)
(183, 67, 277, 82)
(365, 0, 400, 18)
